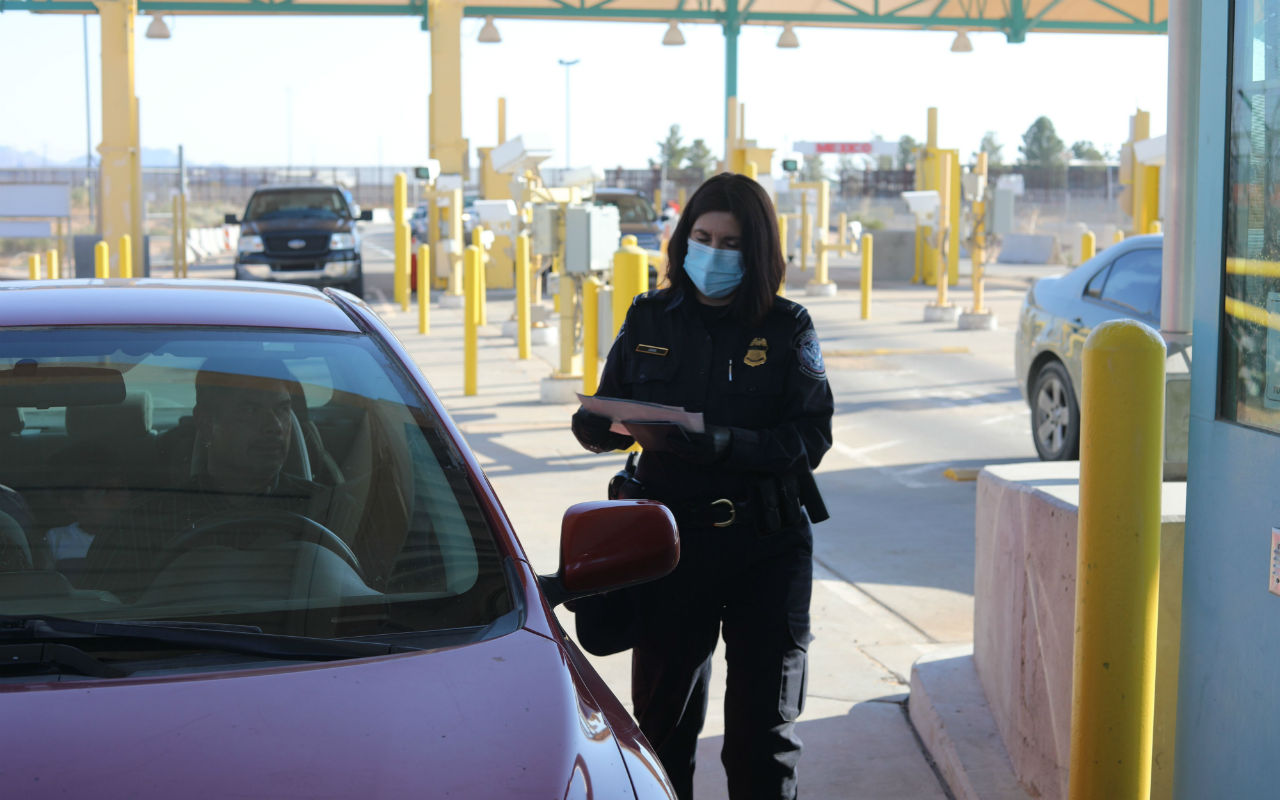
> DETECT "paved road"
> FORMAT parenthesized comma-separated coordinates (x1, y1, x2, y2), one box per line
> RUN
(195, 224, 1064, 798)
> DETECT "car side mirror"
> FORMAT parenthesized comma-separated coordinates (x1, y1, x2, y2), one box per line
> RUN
(224, 214, 239, 225)
(359, 209, 373, 221)
(538, 500, 679, 607)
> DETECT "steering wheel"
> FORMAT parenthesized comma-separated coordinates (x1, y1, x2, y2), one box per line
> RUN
(160, 510, 363, 579)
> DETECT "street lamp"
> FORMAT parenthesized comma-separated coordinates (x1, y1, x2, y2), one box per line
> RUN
(557, 58, 579, 170)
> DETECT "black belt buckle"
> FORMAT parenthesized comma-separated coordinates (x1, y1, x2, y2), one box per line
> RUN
(711, 498, 736, 528)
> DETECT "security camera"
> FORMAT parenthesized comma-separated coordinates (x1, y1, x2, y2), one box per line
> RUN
(491, 135, 554, 175)
(413, 160, 441, 182)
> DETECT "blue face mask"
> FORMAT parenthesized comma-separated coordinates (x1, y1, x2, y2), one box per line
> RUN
(684, 239, 744, 299)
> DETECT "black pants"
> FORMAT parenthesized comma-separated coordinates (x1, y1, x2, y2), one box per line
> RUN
(630, 520, 813, 800)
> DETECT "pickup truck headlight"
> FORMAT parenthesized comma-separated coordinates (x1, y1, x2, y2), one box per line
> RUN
(238, 235, 264, 254)
(329, 233, 356, 251)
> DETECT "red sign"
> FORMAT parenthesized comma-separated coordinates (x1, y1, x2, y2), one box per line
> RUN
(813, 142, 873, 154)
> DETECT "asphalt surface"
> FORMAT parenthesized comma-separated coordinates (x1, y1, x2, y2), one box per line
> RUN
(181, 224, 1068, 798)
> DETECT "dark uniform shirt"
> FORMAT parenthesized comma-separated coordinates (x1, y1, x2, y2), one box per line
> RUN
(596, 287, 833, 507)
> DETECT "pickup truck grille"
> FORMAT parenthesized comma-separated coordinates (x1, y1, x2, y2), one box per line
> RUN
(264, 234, 329, 255)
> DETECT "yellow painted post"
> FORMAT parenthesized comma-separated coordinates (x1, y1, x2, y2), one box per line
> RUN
(913, 224, 924, 284)
(1082, 231, 1097, 263)
(471, 225, 488, 326)
(516, 232, 532, 359)
(464, 244, 480, 397)
(612, 235, 649, 338)
(1068, 319, 1165, 800)
(653, 188, 662, 218)
(935, 162, 951, 309)
(94, 241, 109, 278)
(417, 243, 430, 335)
(118, 235, 132, 279)
(777, 212, 789, 266)
(1114, 229, 1126, 244)
(744, 161, 758, 180)
(677, 187, 687, 208)
(46, 249, 59, 280)
(799, 196, 810, 273)
(815, 180, 830, 287)
(1148, 220, 1163, 234)
(860, 233, 873, 320)
(96, 0, 143, 284)
(28, 254, 40, 281)
(837, 212, 848, 252)
(946, 150, 961, 287)
(394, 173, 409, 311)
(582, 276, 600, 396)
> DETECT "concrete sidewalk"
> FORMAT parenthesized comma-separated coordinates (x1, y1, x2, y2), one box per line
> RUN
(364, 258, 1041, 799)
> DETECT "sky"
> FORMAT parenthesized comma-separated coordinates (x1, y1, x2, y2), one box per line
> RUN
(0, 11, 1170, 174)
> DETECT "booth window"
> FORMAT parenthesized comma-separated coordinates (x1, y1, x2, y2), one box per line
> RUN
(1223, 0, 1280, 433)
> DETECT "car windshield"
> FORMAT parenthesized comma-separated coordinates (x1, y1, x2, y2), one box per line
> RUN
(244, 190, 349, 221)
(0, 326, 515, 646)
(595, 193, 657, 224)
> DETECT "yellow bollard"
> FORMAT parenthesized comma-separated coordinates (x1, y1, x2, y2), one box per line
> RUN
(95, 241, 110, 278)
(394, 173, 409, 310)
(464, 244, 480, 397)
(46, 249, 59, 280)
(1068, 319, 1165, 800)
(1148, 220, 1163, 235)
(799, 199, 810, 273)
(612, 236, 649, 339)
(860, 233, 873, 320)
(471, 226, 488, 326)
(1081, 231, 1097, 263)
(417, 243, 430, 335)
(972, 263, 986, 314)
(744, 161, 757, 180)
(582, 276, 601, 396)
(28, 253, 40, 281)
(397, 223, 411, 312)
(1114, 229, 1126, 244)
(515, 233, 531, 360)
(777, 212, 789, 265)
(118, 234, 132, 279)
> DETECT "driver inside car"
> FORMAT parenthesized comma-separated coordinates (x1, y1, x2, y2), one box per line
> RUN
(83, 359, 330, 602)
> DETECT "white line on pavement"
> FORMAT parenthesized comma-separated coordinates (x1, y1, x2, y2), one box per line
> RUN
(368, 243, 394, 258)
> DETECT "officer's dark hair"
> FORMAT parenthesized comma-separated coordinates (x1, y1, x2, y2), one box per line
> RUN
(666, 172, 784, 326)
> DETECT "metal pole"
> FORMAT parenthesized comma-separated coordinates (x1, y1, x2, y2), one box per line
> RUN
(558, 58, 579, 169)
(723, 2, 739, 142)
(418, 243, 430, 335)
(464, 244, 480, 396)
(1162, 0, 1200, 343)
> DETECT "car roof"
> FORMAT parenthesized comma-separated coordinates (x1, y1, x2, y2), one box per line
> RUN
(592, 187, 643, 197)
(0, 280, 363, 332)
(250, 184, 348, 193)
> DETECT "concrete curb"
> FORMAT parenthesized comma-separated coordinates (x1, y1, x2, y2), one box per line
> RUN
(908, 646, 1033, 800)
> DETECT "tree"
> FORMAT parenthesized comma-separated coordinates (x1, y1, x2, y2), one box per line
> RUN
(657, 125, 688, 172)
(684, 139, 715, 173)
(1070, 140, 1105, 161)
(800, 154, 827, 182)
(897, 135, 919, 169)
(976, 131, 1004, 166)
(1019, 116, 1066, 167)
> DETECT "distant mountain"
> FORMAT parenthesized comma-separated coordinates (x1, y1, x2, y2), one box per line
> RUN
(0, 145, 183, 168)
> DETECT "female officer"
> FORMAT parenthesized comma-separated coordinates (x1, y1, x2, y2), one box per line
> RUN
(571, 172, 833, 800)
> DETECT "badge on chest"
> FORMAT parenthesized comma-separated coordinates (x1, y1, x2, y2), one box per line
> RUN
(635, 344, 669, 356)
(743, 337, 768, 367)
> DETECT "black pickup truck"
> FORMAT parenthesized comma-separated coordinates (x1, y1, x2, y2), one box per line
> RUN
(227, 184, 372, 297)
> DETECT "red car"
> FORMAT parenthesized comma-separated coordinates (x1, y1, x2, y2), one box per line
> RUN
(0, 279, 679, 799)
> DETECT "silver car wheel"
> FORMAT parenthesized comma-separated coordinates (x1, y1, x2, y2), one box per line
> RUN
(1030, 361, 1080, 460)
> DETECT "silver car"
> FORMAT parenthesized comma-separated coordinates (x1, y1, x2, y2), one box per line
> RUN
(1015, 234, 1163, 460)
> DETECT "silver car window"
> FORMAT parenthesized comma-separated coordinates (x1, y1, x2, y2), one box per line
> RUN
(1098, 249, 1162, 318)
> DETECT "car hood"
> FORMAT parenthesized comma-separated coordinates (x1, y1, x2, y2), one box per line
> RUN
(3, 629, 639, 799)
(241, 217, 354, 236)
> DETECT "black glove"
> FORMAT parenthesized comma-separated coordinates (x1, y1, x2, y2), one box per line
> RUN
(665, 425, 732, 465)
(572, 408, 632, 453)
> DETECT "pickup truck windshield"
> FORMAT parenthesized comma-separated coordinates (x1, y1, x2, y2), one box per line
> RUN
(245, 190, 349, 221)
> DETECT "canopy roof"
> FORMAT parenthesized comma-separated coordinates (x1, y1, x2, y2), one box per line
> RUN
(10, 0, 1168, 41)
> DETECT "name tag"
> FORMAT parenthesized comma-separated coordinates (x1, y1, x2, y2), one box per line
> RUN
(636, 344, 669, 356)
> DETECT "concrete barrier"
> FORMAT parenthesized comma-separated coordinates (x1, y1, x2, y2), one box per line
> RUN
(864, 229, 917, 282)
(996, 234, 1060, 264)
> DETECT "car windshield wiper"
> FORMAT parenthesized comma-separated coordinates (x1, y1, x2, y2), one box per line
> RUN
(0, 642, 125, 678)
(0, 615, 416, 663)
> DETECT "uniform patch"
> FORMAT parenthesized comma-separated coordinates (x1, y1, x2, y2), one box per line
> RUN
(744, 337, 768, 367)
(796, 329, 825, 380)
(636, 343, 669, 356)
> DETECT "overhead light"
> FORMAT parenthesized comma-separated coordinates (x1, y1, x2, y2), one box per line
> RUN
(662, 21, 685, 46)
(144, 14, 171, 40)
(777, 22, 799, 49)
(950, 29, 973, 52)
(478, 16, 501, 43)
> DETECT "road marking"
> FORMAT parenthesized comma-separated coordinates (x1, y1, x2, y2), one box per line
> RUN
(980, 412, 1026, 426)
(813, 560, 935, 643)
(831, 440, 938, 489)
(943, 467, 980, 482)
(835, 439, 902, 458)
(368, 243, 394, 259)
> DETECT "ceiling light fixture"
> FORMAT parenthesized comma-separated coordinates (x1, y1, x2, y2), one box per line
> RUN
(777, 22, 799, 49)
(662, 21, 685, 46)
(144, 14, 171, 40)
(950, 29, 974, 52)
(478, 16, 502, 43)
